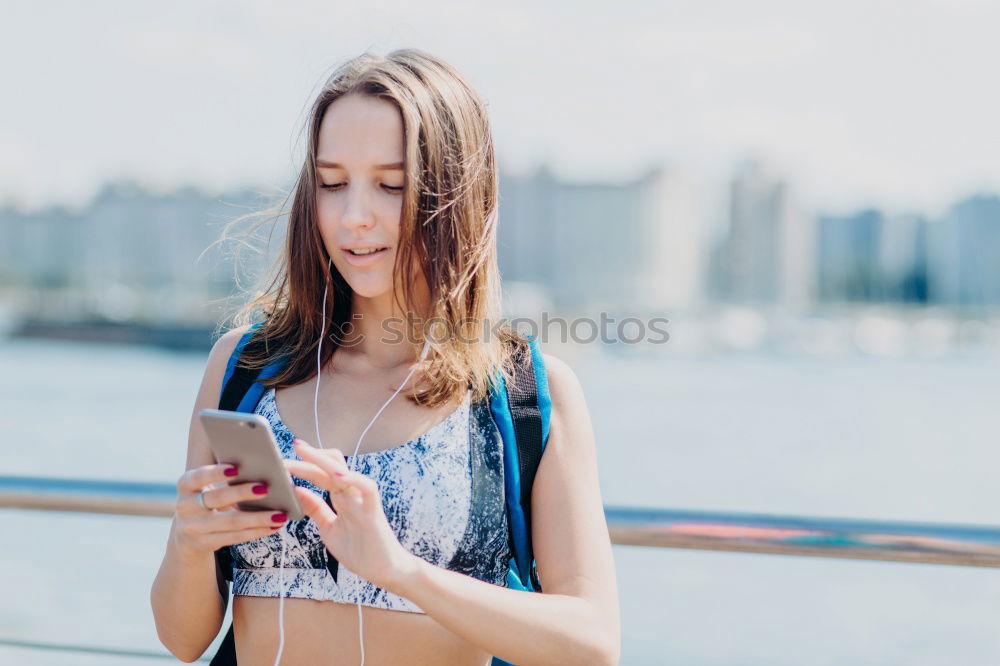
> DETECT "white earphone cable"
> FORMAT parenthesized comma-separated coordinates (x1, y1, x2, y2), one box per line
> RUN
(344, 342, 426, 666)
(288, 256, 427, 666)
(272, 258, 333, 666)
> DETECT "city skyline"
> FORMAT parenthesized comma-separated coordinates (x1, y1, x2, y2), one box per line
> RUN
(4, 160, 999, 326)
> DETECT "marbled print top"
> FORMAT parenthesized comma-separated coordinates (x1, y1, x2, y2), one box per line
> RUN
(228, 386, 511, 613)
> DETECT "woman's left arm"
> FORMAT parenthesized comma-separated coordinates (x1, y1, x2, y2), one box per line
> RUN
(396, 354, 620, 665)
(289, 354, 620, 666)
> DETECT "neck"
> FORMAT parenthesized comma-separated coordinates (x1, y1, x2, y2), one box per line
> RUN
(340, 287, 430, 370)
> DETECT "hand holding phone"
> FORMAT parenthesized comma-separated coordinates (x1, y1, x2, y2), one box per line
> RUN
(198, 409, 305, 521)
(172, 462, 288, 556)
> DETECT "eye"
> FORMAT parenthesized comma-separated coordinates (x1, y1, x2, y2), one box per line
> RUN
(318, 183, 402, 193)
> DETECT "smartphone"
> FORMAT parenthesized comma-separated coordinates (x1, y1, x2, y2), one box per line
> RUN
(198, 409, 305, 521)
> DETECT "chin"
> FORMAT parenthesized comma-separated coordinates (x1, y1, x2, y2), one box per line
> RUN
(344, 278, 394, 301)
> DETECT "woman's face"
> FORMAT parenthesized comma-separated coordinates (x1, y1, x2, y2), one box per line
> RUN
(315, 93, 407, 303)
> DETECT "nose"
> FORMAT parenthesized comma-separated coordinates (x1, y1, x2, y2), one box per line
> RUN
(340, 185, 376, 231)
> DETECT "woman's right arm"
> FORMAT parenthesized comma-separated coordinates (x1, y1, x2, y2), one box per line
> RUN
(150, 325, 283, 663)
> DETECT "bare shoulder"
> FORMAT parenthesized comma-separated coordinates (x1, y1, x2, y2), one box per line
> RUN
(536, 352, 602, 469)
(183, 324, 253, 471)
(212, 324, 252, 360)
(204, 324, 250, 382)
(542, 351, 576, 377)
(540, 353, 591, 437)
(202, 324, 254, 400)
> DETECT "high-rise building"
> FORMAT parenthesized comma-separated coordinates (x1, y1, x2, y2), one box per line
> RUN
(817, 209, 882, 302)
(497, 164, 705, 313)
(817, 209, 930, 303)
(928, 195, 1000, 306)
(718, 161, 814, 308)
(635, 166, 704, 311)
(879, 213, 928, 302)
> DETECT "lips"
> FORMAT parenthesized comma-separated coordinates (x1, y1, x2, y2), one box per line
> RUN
(345, 247, 388, 256)
(341, 246, 390, 266)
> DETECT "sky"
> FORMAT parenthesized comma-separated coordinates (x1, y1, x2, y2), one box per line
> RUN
(3, 0, 999, 217)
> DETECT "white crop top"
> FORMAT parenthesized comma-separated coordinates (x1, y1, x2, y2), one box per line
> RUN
(228, 386, 512, 613)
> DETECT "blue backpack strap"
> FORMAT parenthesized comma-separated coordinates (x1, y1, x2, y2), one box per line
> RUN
(489, 335, 551, 666)
(211, 322, 290, 666)
(219, 321, 287, 413)
(489, 334, 551, 595)
(219, 322, 264, 399)
(215, 321, 291, 572)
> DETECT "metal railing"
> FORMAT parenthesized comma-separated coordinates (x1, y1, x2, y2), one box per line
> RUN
(6, 473, 1000, 661)
(5, 474, 1000, 568)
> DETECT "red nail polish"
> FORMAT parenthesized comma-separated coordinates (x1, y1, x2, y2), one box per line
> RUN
(224, 466, 239, 477)
(252, 484, 268, 495)
(271, 513, 287, 522)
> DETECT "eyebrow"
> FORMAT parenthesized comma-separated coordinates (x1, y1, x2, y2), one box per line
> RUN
(315, 160, 404, 170)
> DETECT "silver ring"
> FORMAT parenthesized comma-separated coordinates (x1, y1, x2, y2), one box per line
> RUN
(197, 490, 211, 511)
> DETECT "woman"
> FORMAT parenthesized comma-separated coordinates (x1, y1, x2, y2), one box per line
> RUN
(150, 48, 619, 666)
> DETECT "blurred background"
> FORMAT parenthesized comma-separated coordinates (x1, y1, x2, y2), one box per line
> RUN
(2, 1, 999, 664)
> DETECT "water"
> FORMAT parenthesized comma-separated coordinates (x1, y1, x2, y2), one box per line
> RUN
(2, 338, 999, 665)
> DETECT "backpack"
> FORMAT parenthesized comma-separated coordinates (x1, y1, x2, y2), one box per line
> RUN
(208, 321, 551, 666)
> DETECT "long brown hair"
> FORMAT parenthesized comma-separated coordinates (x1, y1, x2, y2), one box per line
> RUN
(214, 48, 524, 407)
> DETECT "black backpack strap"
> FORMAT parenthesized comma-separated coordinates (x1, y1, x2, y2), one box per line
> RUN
(322, 491, 340, 582)
(208, 624, 237, 666)
(504, 338, 544, 589)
